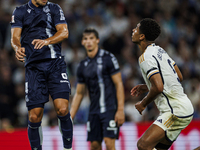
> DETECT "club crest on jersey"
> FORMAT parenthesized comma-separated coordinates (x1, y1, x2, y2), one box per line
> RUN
(11, 15, 15, 23)
(43, 6, 50, 13)
(27, 9, 31, 13)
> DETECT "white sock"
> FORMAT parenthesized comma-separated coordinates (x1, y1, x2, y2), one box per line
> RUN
(64, 148, 72, 150)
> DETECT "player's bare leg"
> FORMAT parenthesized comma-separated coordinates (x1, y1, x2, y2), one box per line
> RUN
(137, 124, 172, 150)
(54, 98, 73, 150)
(28, 107, 44, 150)
(104, 137, 116, 150)
(90, 141, 102, 150)
(28, 107, 44, 123)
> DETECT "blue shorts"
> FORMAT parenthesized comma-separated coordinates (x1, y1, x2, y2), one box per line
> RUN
(87, 110, 119, 141)
(25, 56, 71, 110)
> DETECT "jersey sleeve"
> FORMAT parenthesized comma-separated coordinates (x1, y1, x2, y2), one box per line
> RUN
(52, 4, 67, 26)
(140, 56, 160, 80)
(76, 63, 85, 83)
(107, 53, 120, 75)
(10, 7, 23, 28)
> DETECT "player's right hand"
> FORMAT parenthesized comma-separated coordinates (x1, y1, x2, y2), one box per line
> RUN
(15, 47, 26, 62)
(130, 84, 149, 97)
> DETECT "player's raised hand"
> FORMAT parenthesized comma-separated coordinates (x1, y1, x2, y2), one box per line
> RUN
(135, 101, 146, 115)
(114, 110, 125, 127)
(15, 47, 26, 62)
(130, 84, 149, 97)
(32, 39, 50, 49)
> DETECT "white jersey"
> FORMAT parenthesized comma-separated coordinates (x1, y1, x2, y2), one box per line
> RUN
(139, 43, 194, 117)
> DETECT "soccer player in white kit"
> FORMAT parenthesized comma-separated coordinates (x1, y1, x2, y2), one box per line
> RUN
(131, 18, 194, 150)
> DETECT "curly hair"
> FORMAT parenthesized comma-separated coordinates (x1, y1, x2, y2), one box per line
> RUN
(139, 18, 161, 41)
(82, 28, 99, 39)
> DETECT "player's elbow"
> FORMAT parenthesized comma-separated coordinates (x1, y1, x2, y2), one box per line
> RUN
(154, 84, 163, 94)
(62, 30, 69, 40)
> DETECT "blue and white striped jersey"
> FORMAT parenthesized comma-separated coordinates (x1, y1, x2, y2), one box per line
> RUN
(77, 49, 120, 114)
(11, 0, 67, 66)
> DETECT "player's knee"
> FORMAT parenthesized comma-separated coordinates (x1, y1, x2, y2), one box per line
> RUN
(137, 139, 149, 150)
(105, 143, 114, 150)
(104, 139, 115, 150)
(29, 114, 42, 123)
(56, 107, 68, 116)
(91, 142, 101, 150)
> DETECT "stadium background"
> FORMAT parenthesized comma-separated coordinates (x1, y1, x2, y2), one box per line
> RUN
(0, 0, 200, 149)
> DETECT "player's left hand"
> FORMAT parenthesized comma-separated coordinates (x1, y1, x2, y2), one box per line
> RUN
(135, 101, 146, 115)
(32, 39, 50, 49)
(115, 110, 125, 127)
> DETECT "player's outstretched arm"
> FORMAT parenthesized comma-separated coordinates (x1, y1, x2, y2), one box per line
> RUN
(130, 84, 149, 97)
(32, 24, 69, 49)
(11, 28, 26, 62)
(174, 64, 183, 82)
(70, 83, 86, 120)
(135, 73, 163, 115)
(112, 72, 125, 127)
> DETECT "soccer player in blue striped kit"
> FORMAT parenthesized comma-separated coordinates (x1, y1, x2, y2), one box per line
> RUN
(70, 28, 125, 150)
(11, 0, 73, 150)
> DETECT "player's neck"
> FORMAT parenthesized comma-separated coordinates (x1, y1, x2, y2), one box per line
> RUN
(32, 0, 39, 7)
(87, 46, 99, 58)
(140, 41, 154, 53)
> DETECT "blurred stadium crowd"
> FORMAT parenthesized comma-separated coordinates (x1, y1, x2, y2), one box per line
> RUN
(0, 0, 200, 129)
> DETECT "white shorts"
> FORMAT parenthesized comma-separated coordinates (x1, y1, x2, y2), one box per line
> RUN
(153, 112, 193, 142)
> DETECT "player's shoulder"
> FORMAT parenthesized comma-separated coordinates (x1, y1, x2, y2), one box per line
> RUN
(99, 49, 116, 59)
(13, 3, 28, 13)
(47, 2, 62, 9)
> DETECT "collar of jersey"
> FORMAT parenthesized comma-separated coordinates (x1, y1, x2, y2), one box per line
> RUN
(28, 0, 46, 10)
(87, 48, 100, 60)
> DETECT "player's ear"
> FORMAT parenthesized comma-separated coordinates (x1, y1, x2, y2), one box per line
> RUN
(96, 38, 100, 44)
(81, 39, 84, 46)
(139, 34, 145, 41)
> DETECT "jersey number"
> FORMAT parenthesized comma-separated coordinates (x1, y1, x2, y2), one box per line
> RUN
(167, 59, 180, 83)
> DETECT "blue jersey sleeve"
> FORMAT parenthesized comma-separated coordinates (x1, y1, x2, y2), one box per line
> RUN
(107, 53, 120, 75)
(52, 4, 67, 26)
(76, 63, 85, 83)
(10, 7, 23, 28)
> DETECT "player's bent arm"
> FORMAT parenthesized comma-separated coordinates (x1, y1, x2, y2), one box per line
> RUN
(11, 28, 22, 51)
(141, 73, 164, 107)
(70, 83, 86, 120)
(174, 64, 183, 82)
(111, 72, 125, 111)
(47, 24, 69, 44)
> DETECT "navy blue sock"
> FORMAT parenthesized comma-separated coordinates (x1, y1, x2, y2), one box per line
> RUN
(57, 113, 73, 149)
(28, 121, 42, 150)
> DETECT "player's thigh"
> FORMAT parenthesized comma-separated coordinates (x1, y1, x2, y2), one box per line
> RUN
(25, 65, 49, 107)
(138, 124, 166, 148)
(90, 141, 102, 150)
(48, 57, 71, 101)
(87, 114, 103, 142)
(103, 137, 116, 149)
(28, 107, 44, 123)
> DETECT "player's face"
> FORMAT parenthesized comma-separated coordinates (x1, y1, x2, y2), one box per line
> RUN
(82, 33, 99, 52)
(132, 23, 141, 43)
(34, 0, 48, 6)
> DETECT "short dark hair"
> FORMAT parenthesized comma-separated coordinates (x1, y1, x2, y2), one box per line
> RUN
(139, 18, 161, 41)
(82, 28, 99, 39)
